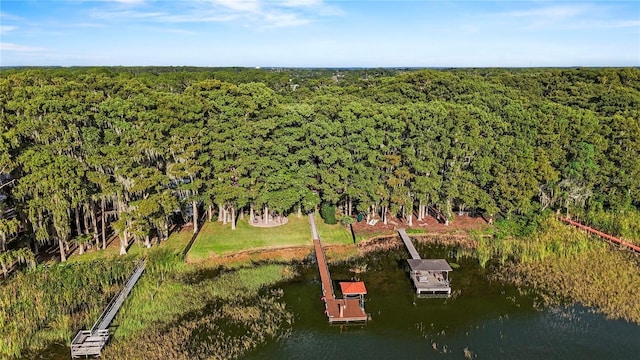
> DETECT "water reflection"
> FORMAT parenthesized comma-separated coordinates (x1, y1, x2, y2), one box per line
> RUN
(244, 243, 640, 360)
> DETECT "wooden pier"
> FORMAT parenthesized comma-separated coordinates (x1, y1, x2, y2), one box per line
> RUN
(560, 217, 640, 254)
(398, 229, 420, 260)
(309, 214, 368, 323)
(398, 229, 452, 295)
(71, 260, 146, 358)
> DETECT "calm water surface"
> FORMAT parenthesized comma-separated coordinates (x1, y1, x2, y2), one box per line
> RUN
(38, 243, 640, 359)
(243, 243, 640, 360)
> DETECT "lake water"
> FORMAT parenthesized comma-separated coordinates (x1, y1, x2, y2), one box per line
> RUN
(243, 243, 640, 360)
(35, 242, 640, 359)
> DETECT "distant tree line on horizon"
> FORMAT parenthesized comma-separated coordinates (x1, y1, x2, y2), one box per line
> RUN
(0, 66, 639, 264)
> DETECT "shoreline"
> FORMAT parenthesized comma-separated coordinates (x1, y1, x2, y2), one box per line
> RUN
(191, 231, 479, 267)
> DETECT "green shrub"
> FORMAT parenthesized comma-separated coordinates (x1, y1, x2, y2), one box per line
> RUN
(320, 204, 336, 225)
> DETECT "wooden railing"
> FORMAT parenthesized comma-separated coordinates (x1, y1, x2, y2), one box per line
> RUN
(559, 217, 640, 254)
(71, 259, 145, 358)
(92, 260, 145, 332)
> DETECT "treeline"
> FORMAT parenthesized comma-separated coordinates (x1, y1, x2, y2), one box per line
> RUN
(1, 67, 639, 262)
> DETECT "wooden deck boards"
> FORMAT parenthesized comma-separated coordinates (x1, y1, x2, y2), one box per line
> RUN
(313, 238, 335, 299)
(310, 214, 368, 323)
(326, 298, 368, 323)
(398, 229, 420, 259)
(71, 261, 145, 358)
(398, 229, 452, 295)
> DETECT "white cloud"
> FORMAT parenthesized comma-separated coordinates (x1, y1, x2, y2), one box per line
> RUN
(90, 10, 165, 20)
(591, 20, 640, 29)
(263, 11, 310, 28)
(0, 25, 17, 34)
(501, 4, 592, 20)
(490, 4, 639, 31)
(280, 0, 322, 8)
(0, 11, 25, 21)
(212, 0, 261, 13)
(87, 0, 340, 28)
(0, 43, 44, 52)
(106, 0, 145, 4)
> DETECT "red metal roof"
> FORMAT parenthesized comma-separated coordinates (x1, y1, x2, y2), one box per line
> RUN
(339, 281, 367, 295)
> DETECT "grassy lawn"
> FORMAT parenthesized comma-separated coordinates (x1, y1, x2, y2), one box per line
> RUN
(68, 226, 194, 263)
(187, 214, 352, 261)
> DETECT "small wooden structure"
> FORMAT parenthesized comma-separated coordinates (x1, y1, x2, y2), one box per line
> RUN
(339, 281, 367, 311)
(340, 281, 367, 298)
(310, 214, 368, 323)
(398, 229, 452, 295)
(407, 259, 452, 295)
(71, 260, 145, 358)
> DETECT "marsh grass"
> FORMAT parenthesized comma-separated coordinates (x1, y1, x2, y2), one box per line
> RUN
(0, 261, 135, 358)
(586, 209, 640, 246)
(480, 216, 640, 324)
(496, 247, 640, 324)
(103, 256, 297, 359)
(474, 217, 596, 267)
(104, 294, 292, 360)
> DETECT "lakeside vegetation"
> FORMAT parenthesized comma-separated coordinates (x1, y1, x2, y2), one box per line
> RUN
(477, 216, 640, 324)
(0, 67, 639, 357)
(586, 209, 640, 246)
(104, 251, 296, 359)
(500, 246, 640, 324)
(0, 260, 135, 358)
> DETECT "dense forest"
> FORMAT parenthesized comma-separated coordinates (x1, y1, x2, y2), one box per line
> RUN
(1, 67, 639, 265)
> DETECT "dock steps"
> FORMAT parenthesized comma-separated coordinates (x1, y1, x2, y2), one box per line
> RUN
(71, 260, 145, 358)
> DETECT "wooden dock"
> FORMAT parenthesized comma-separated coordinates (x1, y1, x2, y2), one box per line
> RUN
(310, 214, 368, 323)
(71, 260, 146, 358)
(560, 217, 640, 254)
(398, 229, 420, 260)
(398, 229, 452, 295)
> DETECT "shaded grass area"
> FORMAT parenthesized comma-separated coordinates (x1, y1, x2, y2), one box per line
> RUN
(103, 254, 296, 359)
(68, 226, 194, 263)
(187, 214, 352, 262)
(0, 261, 135, 359)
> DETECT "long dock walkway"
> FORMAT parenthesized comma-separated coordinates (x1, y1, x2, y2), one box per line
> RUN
(309, 214, 368, 323)
(560, 217, 640, 254)
(398, 229, 420, 260)
(398, 229, 452, 295)
(71, 260, 146, 358)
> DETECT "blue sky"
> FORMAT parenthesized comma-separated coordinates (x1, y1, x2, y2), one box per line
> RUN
(1, 1, 638, 67)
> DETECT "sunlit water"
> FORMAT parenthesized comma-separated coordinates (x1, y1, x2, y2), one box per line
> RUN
(243, 243, 640, 360)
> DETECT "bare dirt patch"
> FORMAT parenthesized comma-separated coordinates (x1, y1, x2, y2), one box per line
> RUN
(352, 214, 489, 238)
